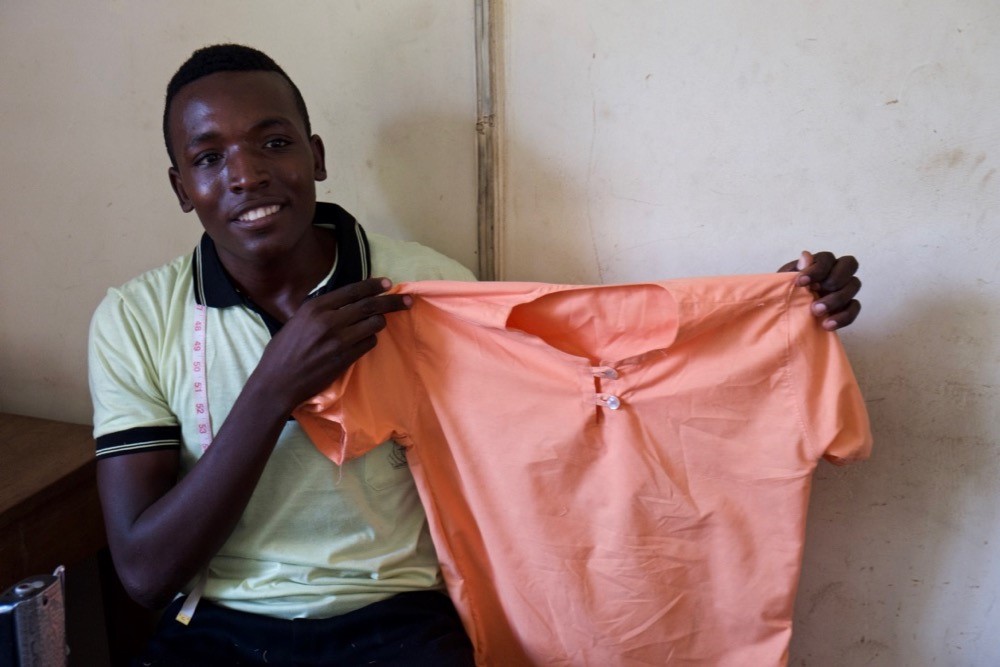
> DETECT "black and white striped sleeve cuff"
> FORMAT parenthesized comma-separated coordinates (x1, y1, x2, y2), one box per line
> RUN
(95, 425, 182, 459)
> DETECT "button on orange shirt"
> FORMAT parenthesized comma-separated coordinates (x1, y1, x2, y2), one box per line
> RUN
(294, 273, 872, 666)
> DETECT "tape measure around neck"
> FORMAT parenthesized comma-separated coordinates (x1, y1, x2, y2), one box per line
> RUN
(192, 304, 213, 453)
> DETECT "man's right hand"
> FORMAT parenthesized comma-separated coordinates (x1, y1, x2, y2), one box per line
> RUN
(254, 277, 412, 413)
(97, 277, 411, 608)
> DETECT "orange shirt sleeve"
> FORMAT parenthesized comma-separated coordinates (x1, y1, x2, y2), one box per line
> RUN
(293, 304, 420, 465)
(785, 283, 873, 464)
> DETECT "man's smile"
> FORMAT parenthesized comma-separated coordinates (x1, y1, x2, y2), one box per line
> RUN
(236, 203, 282, 222)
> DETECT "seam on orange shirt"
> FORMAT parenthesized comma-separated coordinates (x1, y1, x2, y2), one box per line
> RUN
(404, 306, 423, 439)
(781, 280, 821, 461)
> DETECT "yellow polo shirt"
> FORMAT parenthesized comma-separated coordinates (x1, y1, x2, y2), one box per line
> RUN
(88, 204, 474, 619)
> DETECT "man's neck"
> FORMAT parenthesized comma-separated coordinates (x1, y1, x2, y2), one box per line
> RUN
(219, 227, 337, 322)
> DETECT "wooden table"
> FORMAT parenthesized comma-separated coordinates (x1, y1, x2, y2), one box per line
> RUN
(0, 413, 161, 665)
(0, 412, 105, 590)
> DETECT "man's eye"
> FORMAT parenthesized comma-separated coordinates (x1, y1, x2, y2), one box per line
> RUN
(193, 152, 222, 167)
(264, 138, 291, 149)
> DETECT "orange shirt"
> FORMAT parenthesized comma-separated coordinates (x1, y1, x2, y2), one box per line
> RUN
(294, 274, 872, 666)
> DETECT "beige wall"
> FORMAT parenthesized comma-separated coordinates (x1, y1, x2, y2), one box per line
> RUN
(2, 1, 998, 664)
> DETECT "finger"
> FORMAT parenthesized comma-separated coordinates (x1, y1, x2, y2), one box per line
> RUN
(778, 251, 812, 277)
(797, 250, 814, 271)
(817, 256, 859, 293)
(797, 251, 835, 286)
(811, 277, 861, 317)
(303, 335, 381, 387)
(317, 315, 387, 360)
(330, 296, 411, 345)
(311, 277, 395, 310)
(332, 333, 380, 365)
(821, 300, 861, 331)
(341, 294, 412, 324)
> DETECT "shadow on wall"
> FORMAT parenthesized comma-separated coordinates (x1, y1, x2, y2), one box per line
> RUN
(790, 292, 1000, 666)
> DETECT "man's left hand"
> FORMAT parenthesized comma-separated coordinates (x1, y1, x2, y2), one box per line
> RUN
(779, 251, 861, 331)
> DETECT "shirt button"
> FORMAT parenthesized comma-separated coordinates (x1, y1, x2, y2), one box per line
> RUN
(605, 395, 621, 410)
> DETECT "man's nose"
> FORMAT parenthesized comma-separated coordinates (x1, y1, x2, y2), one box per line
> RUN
(227, 149, 269, 192)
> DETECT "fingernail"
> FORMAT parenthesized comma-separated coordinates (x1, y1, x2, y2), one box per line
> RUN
(380, 278, 392, 288)
(796, 252, 810, 271)
(812, 302, 827, 314)
(402, 295, 413, 307)
(822, 319, 838, 331)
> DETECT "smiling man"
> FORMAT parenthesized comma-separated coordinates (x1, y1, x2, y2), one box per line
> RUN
(88, 44, 861, 665)
(90, 45, 477, 665)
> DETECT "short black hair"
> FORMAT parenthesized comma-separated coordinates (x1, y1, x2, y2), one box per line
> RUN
(162, 44, 312, 166)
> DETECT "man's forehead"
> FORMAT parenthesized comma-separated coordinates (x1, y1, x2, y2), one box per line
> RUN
(170, 70, 304, 136)
(176, 70, 295, 106)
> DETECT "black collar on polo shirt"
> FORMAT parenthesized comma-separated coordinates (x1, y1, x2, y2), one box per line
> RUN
(191, 202, 372, 334)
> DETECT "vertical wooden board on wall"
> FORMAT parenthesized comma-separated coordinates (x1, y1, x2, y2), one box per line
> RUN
(475, 0, 504, 280)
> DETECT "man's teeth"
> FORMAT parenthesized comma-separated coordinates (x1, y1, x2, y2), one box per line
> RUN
(238, 205, 280, 222)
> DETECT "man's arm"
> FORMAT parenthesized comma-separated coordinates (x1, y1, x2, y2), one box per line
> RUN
(779, 251, 862, 331)
(96, 278, 410, 608)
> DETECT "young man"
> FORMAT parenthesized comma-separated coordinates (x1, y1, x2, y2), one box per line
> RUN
(89, 44, 861, 664)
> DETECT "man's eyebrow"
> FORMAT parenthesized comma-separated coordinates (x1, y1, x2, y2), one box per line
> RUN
(186, 130, 220, 150)
(250, 117, 296, 133)
(184, 117, 297, 150)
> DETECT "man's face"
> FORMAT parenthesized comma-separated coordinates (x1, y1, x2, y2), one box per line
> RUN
(167, 70, 326, 268)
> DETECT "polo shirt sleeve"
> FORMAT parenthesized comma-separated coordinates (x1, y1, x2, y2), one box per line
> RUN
(786, 287, 873, 464)
(89, 288, 181, 459)
(293, 305, 421, 466)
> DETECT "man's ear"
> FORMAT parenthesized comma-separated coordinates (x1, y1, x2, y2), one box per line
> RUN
(168, 167, 195, 212)
(311, 135, 327, 182)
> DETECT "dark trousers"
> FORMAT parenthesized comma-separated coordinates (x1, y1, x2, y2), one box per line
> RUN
(135, 590, 475, 667)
